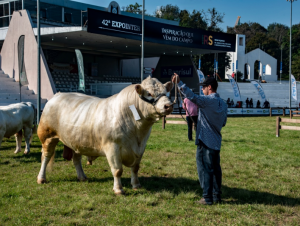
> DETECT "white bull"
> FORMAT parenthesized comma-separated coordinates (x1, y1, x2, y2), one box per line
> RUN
(37, 77, 173, 194)
(0, 102, 37, 154)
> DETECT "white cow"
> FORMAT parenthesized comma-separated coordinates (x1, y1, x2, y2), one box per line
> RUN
(0, 102, 37, 154)
(37, 77, 174, 194)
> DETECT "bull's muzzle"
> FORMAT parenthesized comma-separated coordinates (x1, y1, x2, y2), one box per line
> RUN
(164, 104, 173, 114)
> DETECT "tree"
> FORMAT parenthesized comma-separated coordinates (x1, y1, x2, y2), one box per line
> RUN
(227, 22, 267, 45)
(122, 3, 145, 14)
(155, 4, 180, 21)
(205, 7, 224, 32)
(267, 23, 289, 46)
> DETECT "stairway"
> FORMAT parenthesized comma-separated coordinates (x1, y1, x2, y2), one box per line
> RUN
(0, 70, 47, 109)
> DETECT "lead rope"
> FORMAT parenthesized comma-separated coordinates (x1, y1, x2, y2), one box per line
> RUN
(171, 76, 195, 124)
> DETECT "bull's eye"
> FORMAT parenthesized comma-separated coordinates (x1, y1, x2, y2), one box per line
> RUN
(148, 93, 152, 97)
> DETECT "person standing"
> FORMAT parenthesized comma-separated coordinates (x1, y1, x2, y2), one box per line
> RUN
(182, 98, 198, 141)
(246, 98, 249, 108)
(172, 73, 227, 205)
(231, 72, 235, 79)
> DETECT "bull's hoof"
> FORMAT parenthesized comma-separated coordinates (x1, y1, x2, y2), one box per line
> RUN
(14, 150, 21, 154)
(78, 177, 88, 182)
(87, 161, 92, 165)
(114, 189, 125, 195)
(133, 184, 142, 190)
(37, 178, 47, 184)
(24, 150, 30, 155)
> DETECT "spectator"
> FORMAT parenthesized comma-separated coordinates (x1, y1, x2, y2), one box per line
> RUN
(227, 98, 231, 107)
(182, 98, 198, 141)
(262, 100, 270, 108)
(230, 99, 234, 107)
(256, 100, 261, 108)
(246, 98, 249, 108)
(249, 98, 253, 108)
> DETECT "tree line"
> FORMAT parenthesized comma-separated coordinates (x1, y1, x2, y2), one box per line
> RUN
(122, 3, 300, 80)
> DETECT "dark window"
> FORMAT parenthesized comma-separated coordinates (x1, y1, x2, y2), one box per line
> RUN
(3, 3, 9, 16)
(40, 8, 47, 19)
(64, 12, 72, 23)
(0, 5, 3, 17)
(239, 37, 243, 46)
(10, 1, 15, 13)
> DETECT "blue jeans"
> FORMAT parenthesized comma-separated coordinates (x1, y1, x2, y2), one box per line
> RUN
(186, 116, 198, 140)
(196, 141, 222, 203)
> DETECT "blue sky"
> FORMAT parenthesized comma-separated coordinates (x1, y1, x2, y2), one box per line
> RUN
(76, 0, 300, 31)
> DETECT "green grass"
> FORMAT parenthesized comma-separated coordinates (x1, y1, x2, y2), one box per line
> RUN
(0, 117, 300, 225)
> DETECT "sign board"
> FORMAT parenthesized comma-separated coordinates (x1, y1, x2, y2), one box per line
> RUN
(161, 65, 193, 78)
(87, 8, 236, 51)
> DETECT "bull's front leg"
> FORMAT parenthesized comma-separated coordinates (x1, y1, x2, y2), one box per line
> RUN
(14, 130, 22, 154)
(106, 143, 124, 195)
(131, 163, 141, 189)
(23, 127, 32, 154)
(72, 152, 87, 181)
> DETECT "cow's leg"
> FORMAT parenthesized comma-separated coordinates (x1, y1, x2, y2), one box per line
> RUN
(72, 152, 87, 181)
(23, 127, 32, 154)
(106, 144, 124, 195)
(37, 138, 59, 184)
(131, 163, 141, 189)
(14, 130, 22, 154)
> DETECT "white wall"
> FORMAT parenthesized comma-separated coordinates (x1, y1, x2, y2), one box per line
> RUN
(226, 34, 277, 81)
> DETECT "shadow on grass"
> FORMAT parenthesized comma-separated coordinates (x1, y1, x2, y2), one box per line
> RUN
(48, 174, 300, 207)
(12, 150, 64, 163)
(138, 176, 300, 206)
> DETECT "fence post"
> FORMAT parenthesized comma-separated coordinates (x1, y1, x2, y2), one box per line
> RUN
(270, 107, 272, 117)
(162, 116, 166, 129)
(283, 107, 285, 117)
(276, 117, 280, 137)
(290, 110, 292, 119)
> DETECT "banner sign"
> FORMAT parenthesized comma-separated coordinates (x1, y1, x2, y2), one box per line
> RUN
(291, 74, 297, 101)
(280, 62, 282, 73)
(75, 49, 85, 93)
(87, 8, 236, 51)
(198, 59, 201, 69)
(227, 75, 241, 102)
(161, 65, 193, 78)
(227, 108, 270, 115)
(251, 81, 266, 102)
(236, 60, 238, 70)
(232, 63, 234, 72)
(197, 70, 205, 95)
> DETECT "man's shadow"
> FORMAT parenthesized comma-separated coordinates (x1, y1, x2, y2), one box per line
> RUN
(132, 176, 299, 206)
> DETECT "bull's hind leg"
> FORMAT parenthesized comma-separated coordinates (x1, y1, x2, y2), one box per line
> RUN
(131, 163, 141, 189)
(14, 130, 22, 154)
(37, 138, 59, 184)
(106, 143, 124, 195)
(73, 153, 87, 181)
(23, 126, 32, 154)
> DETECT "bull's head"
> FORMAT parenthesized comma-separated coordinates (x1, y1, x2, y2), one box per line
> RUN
(135, 76, 173, 117)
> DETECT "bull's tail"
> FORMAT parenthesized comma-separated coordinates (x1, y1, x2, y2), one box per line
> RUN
(31, 104, 37, 134)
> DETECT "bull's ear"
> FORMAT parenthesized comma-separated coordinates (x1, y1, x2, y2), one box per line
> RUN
(164, 81, 174, 92)
(135, 85, 144, 95)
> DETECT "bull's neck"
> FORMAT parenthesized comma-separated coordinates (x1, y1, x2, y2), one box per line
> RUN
(120, 88, 157, 138)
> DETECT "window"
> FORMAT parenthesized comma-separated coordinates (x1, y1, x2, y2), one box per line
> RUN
(40, 8, 47, 19)
(64, 12, 72, 23)
(239, 37, 243, 46)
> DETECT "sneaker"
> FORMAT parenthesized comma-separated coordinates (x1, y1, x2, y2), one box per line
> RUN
(195, 198, 212, 205)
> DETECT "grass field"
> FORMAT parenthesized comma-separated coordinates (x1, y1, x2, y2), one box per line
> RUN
(0, 116, 300, 225)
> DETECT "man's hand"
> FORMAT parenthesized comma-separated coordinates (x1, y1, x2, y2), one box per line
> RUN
(172, 73, 180, 84)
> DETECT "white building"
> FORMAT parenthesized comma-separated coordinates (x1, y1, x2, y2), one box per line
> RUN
(227, 34, 277, 81)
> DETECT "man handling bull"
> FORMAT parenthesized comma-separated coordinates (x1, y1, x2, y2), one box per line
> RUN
(172, 73, 227, 205)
